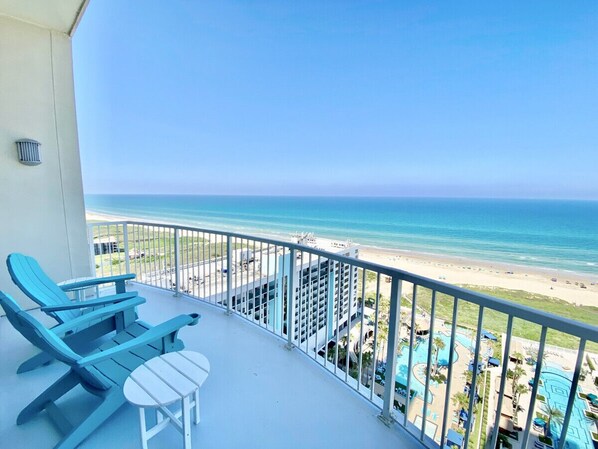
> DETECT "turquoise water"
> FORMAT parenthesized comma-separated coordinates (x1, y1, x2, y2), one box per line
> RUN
(539, 367, 593, 449)
(394, 332, 472, 402)
(85, 195, 598, 276)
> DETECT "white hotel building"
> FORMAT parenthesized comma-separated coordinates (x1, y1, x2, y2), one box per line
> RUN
(229, 234, 360, 353)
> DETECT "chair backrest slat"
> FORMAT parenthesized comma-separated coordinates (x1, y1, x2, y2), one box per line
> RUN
(7, 253, 78, 322)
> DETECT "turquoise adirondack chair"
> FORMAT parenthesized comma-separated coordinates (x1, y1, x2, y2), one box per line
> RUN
(6, 253, 143, 373)
(0, 291, 200, 449)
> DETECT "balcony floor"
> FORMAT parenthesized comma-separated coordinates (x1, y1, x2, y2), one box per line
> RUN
(0, 284, 421, 449)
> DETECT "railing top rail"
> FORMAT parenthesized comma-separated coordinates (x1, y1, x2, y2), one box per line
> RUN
(88, 220, 598, 342)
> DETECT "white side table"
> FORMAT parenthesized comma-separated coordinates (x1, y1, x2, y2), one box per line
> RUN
(123, 351, 210, 449)
(57, 276, 100, 301)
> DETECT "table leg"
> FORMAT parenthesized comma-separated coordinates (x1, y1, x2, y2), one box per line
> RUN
(194, 389, 200, 424)
(139, 407, 149, 449)
(182, 395, 192, 449)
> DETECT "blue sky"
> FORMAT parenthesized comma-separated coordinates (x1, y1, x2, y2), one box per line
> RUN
(73, 1, 598, 198)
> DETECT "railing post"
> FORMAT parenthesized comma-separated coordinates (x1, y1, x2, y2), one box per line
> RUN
(285, 248, 296, 350)
(226, 235, 232, 315)
(122, 223, 131, 275)
(379, 275, 402, 426)
(87, 224, 96, 277)
(173, 228, 181, 297)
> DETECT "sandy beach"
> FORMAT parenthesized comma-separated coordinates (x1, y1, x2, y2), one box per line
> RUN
(359, 247, 598, 307)
(87, 211, 598, 307)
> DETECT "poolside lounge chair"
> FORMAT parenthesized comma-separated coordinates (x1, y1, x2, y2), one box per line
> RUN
(0, 291, 200, 449)
(6, 253, 141, 372)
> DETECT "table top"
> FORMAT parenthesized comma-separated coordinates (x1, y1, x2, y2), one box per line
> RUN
(124, 351, 210, 407)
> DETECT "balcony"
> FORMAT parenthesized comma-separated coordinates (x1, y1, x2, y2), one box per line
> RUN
(1, 283, 419, 449)
(1, 220, 597, 449)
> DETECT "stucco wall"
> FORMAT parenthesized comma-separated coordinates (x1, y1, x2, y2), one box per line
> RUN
(0, 16, 90, 308)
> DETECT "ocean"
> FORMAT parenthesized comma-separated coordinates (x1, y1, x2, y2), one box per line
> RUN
(85, 195, 598, 277)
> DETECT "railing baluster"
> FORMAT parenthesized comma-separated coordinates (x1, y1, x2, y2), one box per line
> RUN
(334, 261, 341, 374)
(324, 257, 331, 367)
(315, 255, 321, 360)
(286, 248, 296, 349)
(404, 283, 417, 427)
(345, 263, 353, 382)
(557, 338, 586, 449)
(487, 315, 513, 449)
(521, 326, 548, 449)
(87, 224, 95, 277)
(357, 268, 366, 392)
(380, 276, 402, 425)
(463, 306, 484, 449)
(370, 273, 381, 402)
(440, 296, 459, 448)
(306, 252, 313, 354)
(226, 235, 232, 314)
(173, 228, 180, 297)
(421, 290, 436, 441)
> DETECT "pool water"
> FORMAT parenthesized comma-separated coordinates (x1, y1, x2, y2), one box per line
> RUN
(394, 332, 472, 402)
(539, 367, 593, 449)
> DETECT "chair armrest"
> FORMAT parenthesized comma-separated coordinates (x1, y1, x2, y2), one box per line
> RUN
(41, 292, 138, 312)
(77, 313, 200, 368)
(51, 297, 146, 337)
(60, 273, 136, 294)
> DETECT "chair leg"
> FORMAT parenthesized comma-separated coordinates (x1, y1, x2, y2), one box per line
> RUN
(17, 351, 54, 374)
(17, 370, 79, 425)
(55, 392, 126, 449)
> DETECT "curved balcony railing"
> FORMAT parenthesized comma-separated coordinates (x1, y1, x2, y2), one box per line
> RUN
(88, 220, 598, 449)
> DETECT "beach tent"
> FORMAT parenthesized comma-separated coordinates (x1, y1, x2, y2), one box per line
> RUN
(481, 330, 498, 341)
(488, 357, 500, 367)
(446, 429, 464, 448)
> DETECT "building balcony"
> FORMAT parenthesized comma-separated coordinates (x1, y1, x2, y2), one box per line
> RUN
(1, 219, 597, 449)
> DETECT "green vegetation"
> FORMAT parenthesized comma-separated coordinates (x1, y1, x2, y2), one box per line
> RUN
(468, 371, 491, 449)
(587, 355, 596, 372)
(541, 402, 564, 438)
(406, 285, 598, 352)
(366, 271, 378, 283)
(539, 435, 553, 445)
(92, 224, 243, 279)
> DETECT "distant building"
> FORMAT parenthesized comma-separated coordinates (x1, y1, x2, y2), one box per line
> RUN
(230, 234, 359, 353)
(93, 237, 119, 255)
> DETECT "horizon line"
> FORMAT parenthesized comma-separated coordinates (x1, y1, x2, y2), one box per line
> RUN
(84, 192, 598, 202)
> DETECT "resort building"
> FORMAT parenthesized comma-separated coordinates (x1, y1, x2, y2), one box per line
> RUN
(226, 234, 360, 353)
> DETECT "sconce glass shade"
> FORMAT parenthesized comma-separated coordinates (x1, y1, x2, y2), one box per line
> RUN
(16, 139, 41, 166)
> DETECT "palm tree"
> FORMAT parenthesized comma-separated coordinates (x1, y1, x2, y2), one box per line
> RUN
(513, 383, 528, 409)
(541, 402, 564, 437)
(432, 336, 446, 375)
(452, 392, 469, 413)
(507, 366, 526, 407)
(511, 351, 524, 365)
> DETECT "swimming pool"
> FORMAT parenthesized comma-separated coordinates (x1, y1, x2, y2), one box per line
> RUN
(394, 332, 472, 402)
(539, 366, 593, 449)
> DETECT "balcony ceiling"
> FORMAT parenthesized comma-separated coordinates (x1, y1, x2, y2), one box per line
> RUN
(0, 0, 88, 35)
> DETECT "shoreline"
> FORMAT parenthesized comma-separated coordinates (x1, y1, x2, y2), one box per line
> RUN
(86, 210, 598, 307)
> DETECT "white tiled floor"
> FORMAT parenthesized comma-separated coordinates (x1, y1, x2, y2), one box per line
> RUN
(0, 284, 422, 449)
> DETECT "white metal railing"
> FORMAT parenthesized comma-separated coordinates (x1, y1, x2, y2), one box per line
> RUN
(88, 221, 598, 449)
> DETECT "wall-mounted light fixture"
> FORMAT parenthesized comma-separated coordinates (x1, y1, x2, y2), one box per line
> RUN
(16, 139, 42, 166)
